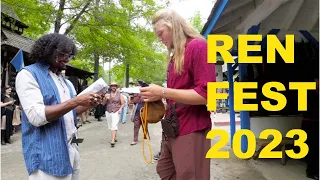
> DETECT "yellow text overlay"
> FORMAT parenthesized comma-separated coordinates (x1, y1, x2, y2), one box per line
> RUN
(206, 129, 308, 159)
(207, 34, 294, 64)
(207, 82, 316, 111)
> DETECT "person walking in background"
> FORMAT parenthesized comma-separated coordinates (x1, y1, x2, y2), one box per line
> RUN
(94, 103, 105, 122)
(120, 92, 129, 124)
(130, 93, 149, 146)
(1, 86, 15, 144)
(127, 94, 134, 116)
(79, 85, 91, 124)
(140, 9, 215, 180)
(81, 109, 90, 124)
(1, 88, 15, 145)
(130, 100, 137, 122)
(15, 33, 102, 180)
(12, 104, 22, 133)
(80, 83, 92, 124)
(94, 99, 105, 122)
(103, 82, 124, 147)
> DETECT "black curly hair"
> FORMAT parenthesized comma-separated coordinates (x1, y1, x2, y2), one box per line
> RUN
(30, 33, 77, 62)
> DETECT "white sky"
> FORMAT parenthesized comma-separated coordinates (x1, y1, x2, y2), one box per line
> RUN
(169, 0, 215, 21)
(104, 0, 216, 71)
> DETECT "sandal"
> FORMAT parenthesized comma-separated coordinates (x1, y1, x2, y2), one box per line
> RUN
(153, 153, 161, 160)
(130, 141, 138, 146)
(110, 140, 115, 147)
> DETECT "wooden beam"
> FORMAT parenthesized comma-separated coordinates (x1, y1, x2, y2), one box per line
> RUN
(221, 0, 253, 16)
(235, 0, 290, 33)
(213, 17, 242, 34)
(289, 0, 319, 31)
(203, 0, 230, 38)
(311, 18, 319, 32)
(214, 2, 256, 32)
(283, 0, 304, 30)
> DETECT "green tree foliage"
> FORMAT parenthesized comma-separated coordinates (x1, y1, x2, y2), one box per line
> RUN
(189, 11, 204, 33)
(3, 0, 168, 86)
(69, 0, 167, 86)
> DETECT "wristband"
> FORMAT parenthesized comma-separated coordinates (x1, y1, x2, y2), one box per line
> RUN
(162, 88, 166, 99)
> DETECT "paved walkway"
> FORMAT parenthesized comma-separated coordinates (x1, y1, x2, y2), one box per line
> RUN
(1, 114, 308, 180)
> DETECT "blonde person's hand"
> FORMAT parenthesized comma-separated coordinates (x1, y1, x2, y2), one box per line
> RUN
(139, 84, 163, 102)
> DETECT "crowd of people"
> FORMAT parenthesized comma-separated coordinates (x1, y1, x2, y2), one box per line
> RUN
(88, 82, 150, 147)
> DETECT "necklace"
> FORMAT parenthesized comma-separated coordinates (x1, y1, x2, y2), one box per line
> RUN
(50, 70, 67, 94)
(56, 74, 67, 94)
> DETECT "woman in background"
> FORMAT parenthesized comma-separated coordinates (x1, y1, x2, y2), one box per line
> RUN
(130, 92, 149, 146)
(1, 86, 15, 144)
(104, 82, 124, 147)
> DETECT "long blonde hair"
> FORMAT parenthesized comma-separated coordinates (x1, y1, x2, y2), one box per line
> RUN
(152, 9, 204, 74)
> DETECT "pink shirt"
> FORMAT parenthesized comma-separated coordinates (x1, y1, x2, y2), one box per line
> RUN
(166, 38, 216, 136)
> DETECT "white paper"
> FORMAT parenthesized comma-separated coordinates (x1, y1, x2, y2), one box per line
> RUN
(120, 87, 140, 94)
(78, 78, 108, 96)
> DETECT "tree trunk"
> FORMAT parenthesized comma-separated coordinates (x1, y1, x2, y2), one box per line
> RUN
(108, 61, 111, 84)
(125, 64, 129, 88)
(94, 54, 99, 81)
(93, 0, 100, 81)
(54, 0, 66, 33)
(64, 0, 93, 35)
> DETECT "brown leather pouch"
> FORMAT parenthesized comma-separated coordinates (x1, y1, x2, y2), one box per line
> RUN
(141, 100, 166, 124)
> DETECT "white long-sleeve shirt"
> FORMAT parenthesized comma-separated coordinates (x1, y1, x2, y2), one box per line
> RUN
(15, 69, 77, 141)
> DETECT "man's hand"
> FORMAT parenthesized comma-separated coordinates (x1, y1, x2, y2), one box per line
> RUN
(76, 92, 102, 107)
(45, 92, 102, 122)
(75, 93, 104, 115)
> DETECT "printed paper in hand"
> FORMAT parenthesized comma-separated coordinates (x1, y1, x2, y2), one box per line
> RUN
(78, 78, 108, 96)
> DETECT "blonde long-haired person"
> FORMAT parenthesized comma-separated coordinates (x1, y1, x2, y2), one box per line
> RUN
(140, 9, 215, 180)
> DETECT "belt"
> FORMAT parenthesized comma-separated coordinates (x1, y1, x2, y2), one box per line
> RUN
(162, 132, 169, 141)
(68, 133, 84, 144)
(71, 137, 84, 144)
(166, 103, 185, 109)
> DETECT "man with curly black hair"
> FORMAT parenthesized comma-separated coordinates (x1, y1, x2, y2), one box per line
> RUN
(15, 33, 102, 180)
